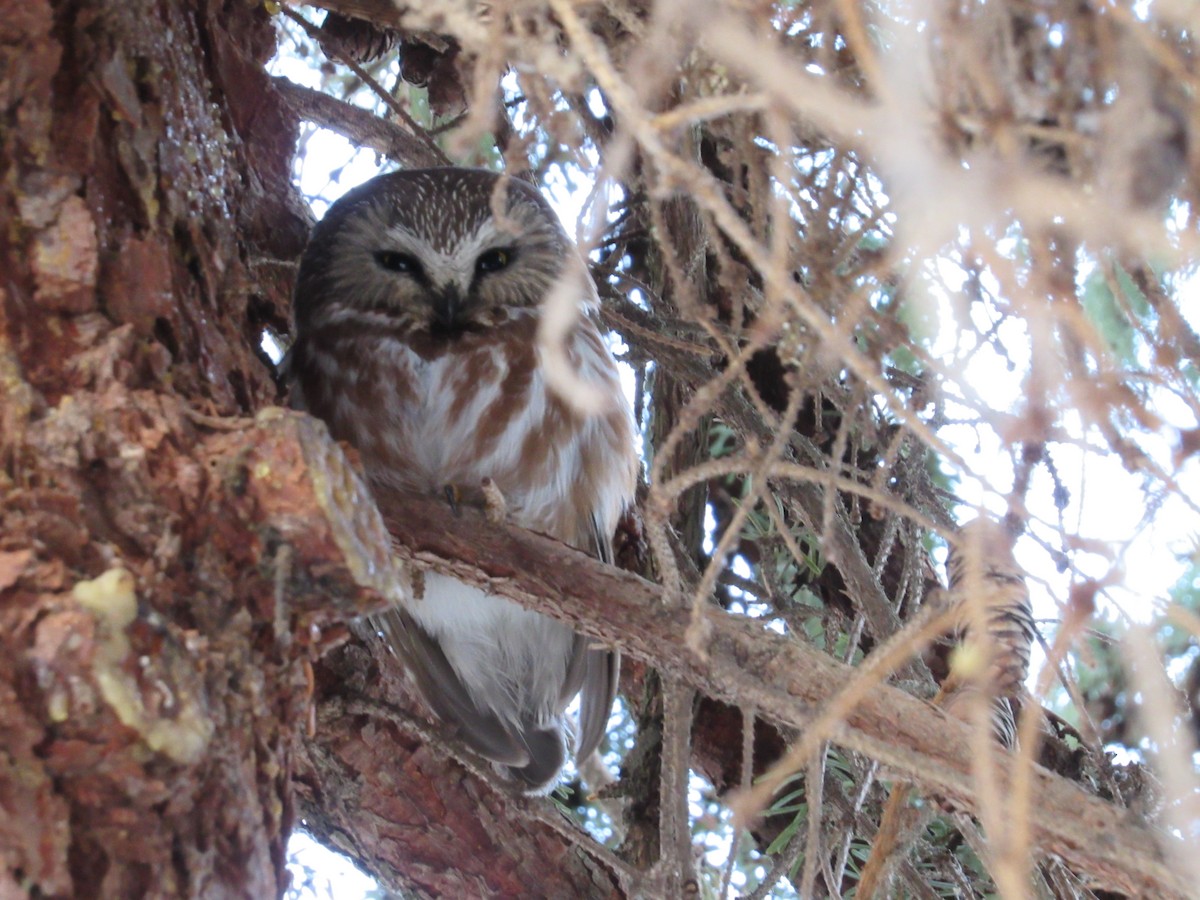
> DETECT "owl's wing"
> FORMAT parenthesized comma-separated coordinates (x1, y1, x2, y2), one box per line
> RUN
(570, 512, 621, 760)
(575, 642, 619, 759)
(373, 608, 532, 768)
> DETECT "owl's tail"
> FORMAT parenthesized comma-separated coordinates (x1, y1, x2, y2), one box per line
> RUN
(500, 725, 567, 795)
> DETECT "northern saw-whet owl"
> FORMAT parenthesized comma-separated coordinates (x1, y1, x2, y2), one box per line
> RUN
(937, 518, 1037, 746)
(288, 167, 637, 791)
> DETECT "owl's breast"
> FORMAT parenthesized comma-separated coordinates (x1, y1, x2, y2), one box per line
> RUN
(298, 336, 498, 482)
(294, 323, 537, 485)
(294, 315, 633, 551)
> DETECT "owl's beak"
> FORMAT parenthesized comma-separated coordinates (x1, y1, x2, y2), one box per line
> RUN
(429, 284, 466, 330)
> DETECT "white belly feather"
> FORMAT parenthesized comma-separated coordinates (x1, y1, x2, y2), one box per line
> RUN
(411, 574, 574, 723)
(365, 339, 581, 727)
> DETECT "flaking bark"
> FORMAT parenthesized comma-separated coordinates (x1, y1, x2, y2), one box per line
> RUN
(0, 2, 613, 896)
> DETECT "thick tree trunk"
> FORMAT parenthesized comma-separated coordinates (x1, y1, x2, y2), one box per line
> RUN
(0, 0, 305, 894)
(0, 2, 336, 894)
(0, 4, 625, 896)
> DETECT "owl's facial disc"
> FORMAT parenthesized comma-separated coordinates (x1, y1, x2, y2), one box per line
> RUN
(368, 219, 531, 334)
(294, 169, 580, 338)
(369, 245, 520, 334)
(429, 251, 520, 333)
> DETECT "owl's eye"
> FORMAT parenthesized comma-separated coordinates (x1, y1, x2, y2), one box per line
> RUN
(375, 251, 423, 276)
(475, 248, 512, 275)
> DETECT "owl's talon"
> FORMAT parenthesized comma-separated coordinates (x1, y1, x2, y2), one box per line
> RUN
(441, 481, 500, 518)
(481, 477, 507, 525)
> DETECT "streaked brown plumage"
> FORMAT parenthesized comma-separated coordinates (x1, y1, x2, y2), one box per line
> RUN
(857, 518, 1038, 897)
(937, 517, 1038, 745)
(288, 167, 637, 791)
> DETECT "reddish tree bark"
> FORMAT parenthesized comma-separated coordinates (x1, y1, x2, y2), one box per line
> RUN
(0, 2, 618, 896)
(1, 0, 302, 893)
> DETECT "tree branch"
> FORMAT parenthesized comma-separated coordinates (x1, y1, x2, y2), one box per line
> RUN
(272, 77, 446, 169)
(204, 406, 1188, 896)
(349, 431, 1185, 898)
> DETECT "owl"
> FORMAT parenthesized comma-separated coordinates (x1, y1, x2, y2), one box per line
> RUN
(855, 520, 1037, 895)
(288, 167, 637, 792)
(938, 518, 1037, 746)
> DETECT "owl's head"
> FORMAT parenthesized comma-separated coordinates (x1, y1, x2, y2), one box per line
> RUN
(294, 167, 583, 336)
